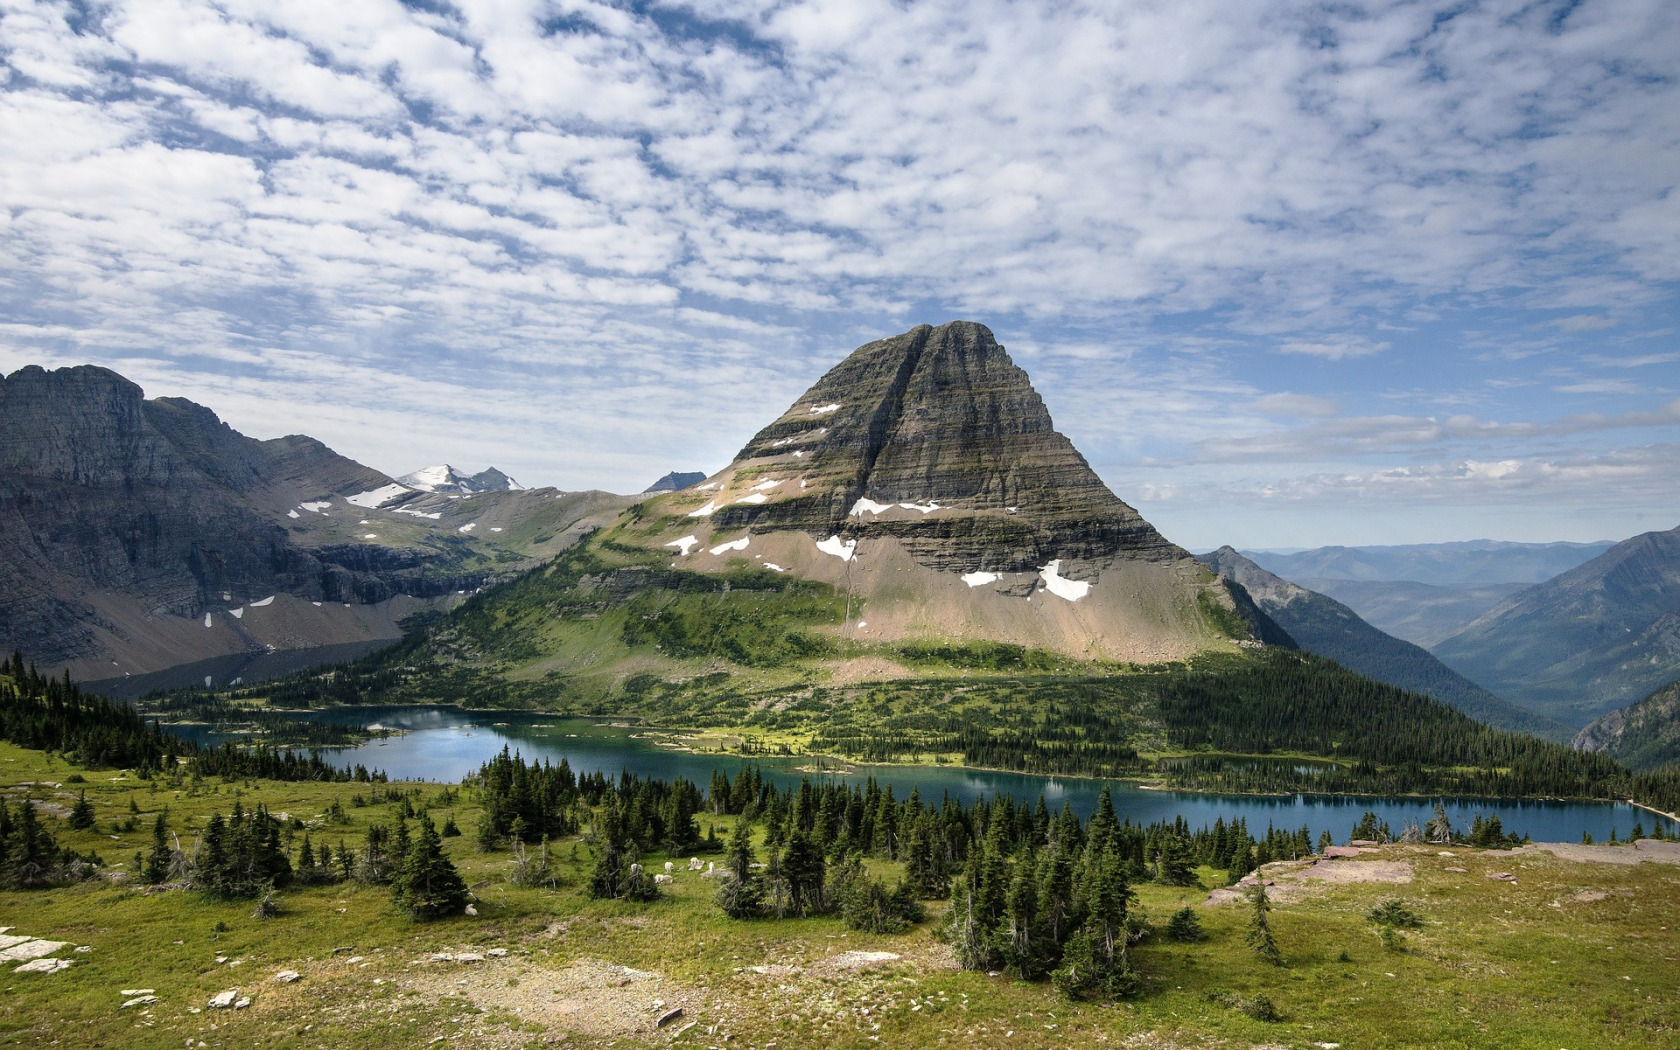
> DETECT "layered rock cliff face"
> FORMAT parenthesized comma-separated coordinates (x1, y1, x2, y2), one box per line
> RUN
(632, 322, 1257, 664)
(0, 366, 336, 663)
(0, 365, 626, 674)
(709, 321, 1181, 573)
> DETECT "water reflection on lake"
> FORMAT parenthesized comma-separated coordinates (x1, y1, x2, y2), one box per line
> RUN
(168, 705, 1678, 844)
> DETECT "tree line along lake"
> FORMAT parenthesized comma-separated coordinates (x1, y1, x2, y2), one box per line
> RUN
(166, 705, 1677, 844)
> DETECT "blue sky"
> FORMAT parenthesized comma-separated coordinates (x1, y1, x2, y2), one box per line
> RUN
(1, 0, 1676, 549)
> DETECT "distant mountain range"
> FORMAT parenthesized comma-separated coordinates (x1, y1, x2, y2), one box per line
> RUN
(1244, 540, 1616, 587)
(1243, 540, 1615, 647)
(1432, 525, 1680, 726)
(1199, 547, 1568, 740)
(0, 365, 630, 686)
(399, 465, 524, 494)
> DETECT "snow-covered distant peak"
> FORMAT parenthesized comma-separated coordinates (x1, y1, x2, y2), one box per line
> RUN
(400, 464, 461, 491)
(399, 465, 523, 494)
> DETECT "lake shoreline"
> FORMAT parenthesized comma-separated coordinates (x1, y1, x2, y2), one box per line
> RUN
(164, 699, 1666, 812)
(160, 702, 1678, 842)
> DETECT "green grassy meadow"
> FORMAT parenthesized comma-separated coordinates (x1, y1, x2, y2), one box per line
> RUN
(2, 740, 1678, 1049)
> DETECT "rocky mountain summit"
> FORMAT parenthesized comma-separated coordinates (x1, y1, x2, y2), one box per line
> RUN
(0, 365, 627, 681)
(614, 321, 1262, 664)
(702, 320, 1181, 574)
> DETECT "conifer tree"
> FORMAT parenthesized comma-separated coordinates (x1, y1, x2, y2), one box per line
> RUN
(1425, 803, 1455, 844)
(1052, 848, 1138, 1000)
(67, 790, 96, 831)
(391, 816, 468, 920)
(716, 818, 764, 919)
(1004, 845, 1049, 978)
(1037, 838, 1077, 947)
(143, 814, 174, 884)
(197, 813, 229, 895)
(2, 800, 59, 888)
(1166, 906, 1204, 942)
(1246, 880, 1283, 965)
(903, 813, 946, 898)
(780, 829, 826, 916)
(1153, 833, 1196, 886)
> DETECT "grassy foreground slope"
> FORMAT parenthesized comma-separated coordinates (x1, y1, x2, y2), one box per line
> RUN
(2, 739, 1680, 1049)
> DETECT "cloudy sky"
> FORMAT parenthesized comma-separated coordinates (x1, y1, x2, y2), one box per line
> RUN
(2, 0, 1677, 548)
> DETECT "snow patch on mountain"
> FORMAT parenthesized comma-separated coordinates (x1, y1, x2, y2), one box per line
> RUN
(817, 535, 857, 561)
(344, 484, 408, 508)
(666, 535, 700, 556)
(1039, 560, 1090, 602)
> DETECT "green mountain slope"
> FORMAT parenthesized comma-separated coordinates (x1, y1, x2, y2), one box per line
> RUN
(1432, 525, 1680, 726)
(275, 546, 1623, 800)
(1200, 547, 1570, 741)
(1575, 679, 1680, 772)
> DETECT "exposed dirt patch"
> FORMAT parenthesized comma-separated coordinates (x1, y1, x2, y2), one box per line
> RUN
(405, 956, 708, 1042)
(1515, 839, 1680, 866)
(1205, 856, 1413, 906)
(825, 656, 915, 684)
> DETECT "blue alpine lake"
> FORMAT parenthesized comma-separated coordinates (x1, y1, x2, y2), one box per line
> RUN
(169, 705, 1677, 844)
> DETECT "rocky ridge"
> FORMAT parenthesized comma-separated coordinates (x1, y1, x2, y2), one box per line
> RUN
(0, 365, 628, 679)
(643, 471, 708, 493)
(398, 465, 523, 494)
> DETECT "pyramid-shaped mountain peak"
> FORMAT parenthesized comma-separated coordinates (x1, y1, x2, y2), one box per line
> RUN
(703, 320, 1182, 573)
